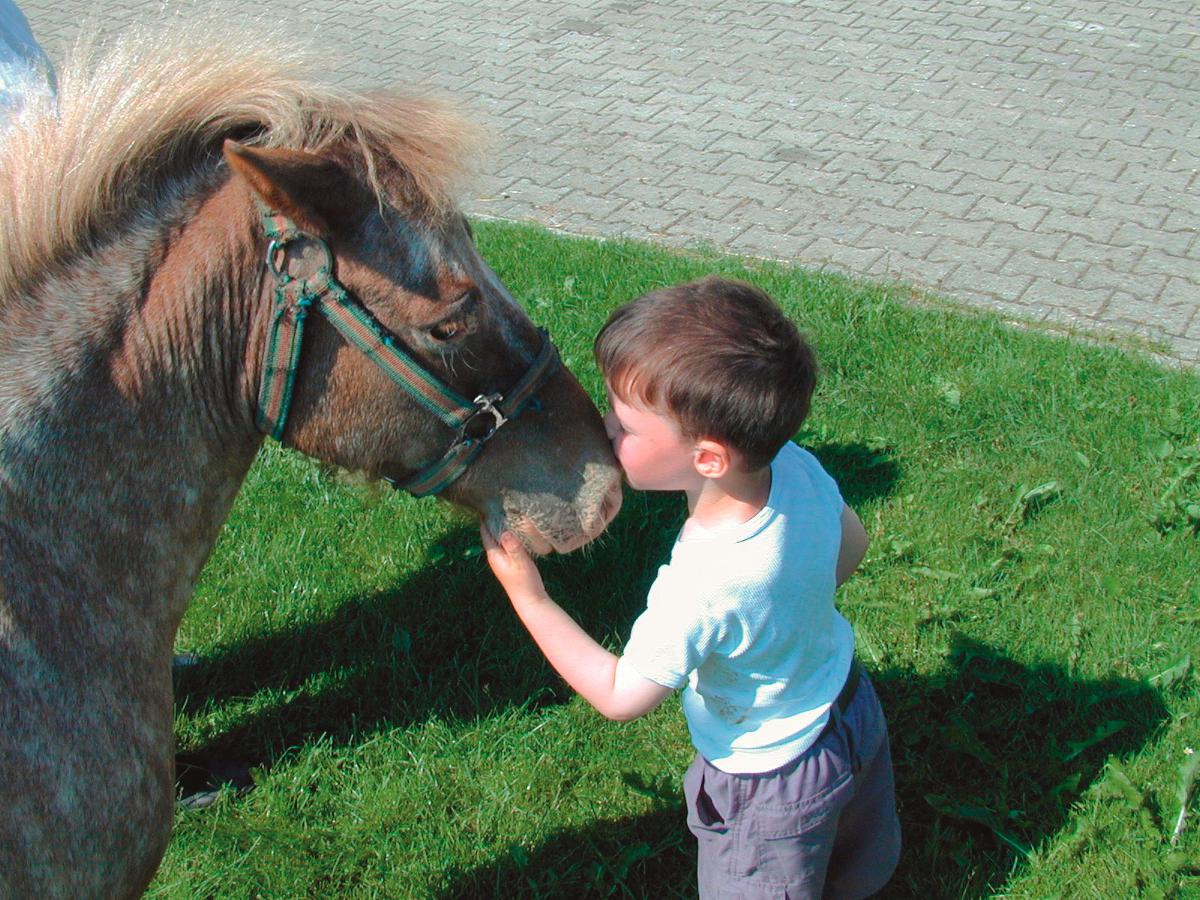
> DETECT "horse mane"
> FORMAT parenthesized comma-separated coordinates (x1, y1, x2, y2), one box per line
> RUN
(0, 22, 485, 300)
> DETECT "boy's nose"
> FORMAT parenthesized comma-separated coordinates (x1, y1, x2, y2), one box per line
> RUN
(603, 410, 618, 442)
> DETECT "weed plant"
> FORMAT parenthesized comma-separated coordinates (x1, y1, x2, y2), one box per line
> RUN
(153, 221, 1199, 898)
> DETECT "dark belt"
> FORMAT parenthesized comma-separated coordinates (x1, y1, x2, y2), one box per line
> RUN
(815, 658, 863, 744)
(834, 658, 862, 716)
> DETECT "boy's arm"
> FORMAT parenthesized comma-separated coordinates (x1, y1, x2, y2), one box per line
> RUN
(481, 527, 673, 722)
(836, 503, 869, 587)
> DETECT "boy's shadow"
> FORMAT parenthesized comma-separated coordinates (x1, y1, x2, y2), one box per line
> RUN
(432, 640, 1171, 898)
(808, 440, 902, 510)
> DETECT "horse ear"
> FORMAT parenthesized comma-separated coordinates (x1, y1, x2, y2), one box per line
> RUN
(223, 140, 347, 233)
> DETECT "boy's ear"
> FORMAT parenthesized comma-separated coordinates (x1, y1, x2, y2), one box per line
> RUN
(693, 439, 733, 479)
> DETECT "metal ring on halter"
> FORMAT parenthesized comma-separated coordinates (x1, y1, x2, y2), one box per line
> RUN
(454, 392, 509, 445)
(266, 235, 335, 282)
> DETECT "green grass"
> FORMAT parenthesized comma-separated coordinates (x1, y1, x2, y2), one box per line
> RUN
(153, 220, 1200, 898)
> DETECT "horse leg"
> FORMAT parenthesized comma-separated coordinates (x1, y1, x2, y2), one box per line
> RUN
(0, 664, 175, 897)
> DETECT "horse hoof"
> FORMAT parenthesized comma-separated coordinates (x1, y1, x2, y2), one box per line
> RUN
(175, 754, 254, 810)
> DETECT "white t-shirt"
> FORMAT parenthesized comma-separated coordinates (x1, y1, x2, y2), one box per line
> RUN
(623, 442, 855, 774)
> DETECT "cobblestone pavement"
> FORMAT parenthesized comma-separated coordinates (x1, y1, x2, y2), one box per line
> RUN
(23, 0, 1200, 366)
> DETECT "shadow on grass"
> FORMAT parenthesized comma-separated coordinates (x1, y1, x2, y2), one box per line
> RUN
(174, 440, 900, 769)
(432, 639, 1170, 898)
(173, 439, 1171, 894)
(171, 490, 684, 769)
(809, 441, 902, 511)
(173, 520, 570, 762)
(438, 806, 695, 900)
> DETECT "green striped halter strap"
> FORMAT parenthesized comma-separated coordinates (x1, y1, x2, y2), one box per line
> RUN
(255, 204, 560, 497)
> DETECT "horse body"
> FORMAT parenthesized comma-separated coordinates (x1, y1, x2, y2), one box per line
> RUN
(0, 26, 620, 897)
(0, 153, 293, 898)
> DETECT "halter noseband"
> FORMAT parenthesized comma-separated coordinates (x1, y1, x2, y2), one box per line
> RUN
(255, 204, 559, 497)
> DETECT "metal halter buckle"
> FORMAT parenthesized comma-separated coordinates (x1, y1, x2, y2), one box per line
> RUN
(457, 393, 508, 444)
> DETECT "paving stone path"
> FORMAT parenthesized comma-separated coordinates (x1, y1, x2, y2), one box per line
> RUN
(24, 0, 1199, 365)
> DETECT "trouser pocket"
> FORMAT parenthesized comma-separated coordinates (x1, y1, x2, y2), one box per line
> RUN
(684, 755, 729, 834)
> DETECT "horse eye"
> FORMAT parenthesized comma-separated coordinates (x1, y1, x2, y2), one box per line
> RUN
(429, 320, 466, 342)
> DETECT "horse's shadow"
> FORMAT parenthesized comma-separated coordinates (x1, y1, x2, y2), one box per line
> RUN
(172, 487, 686, 773)
(174, 440, 898, 767)
(174, 523, 585, 763)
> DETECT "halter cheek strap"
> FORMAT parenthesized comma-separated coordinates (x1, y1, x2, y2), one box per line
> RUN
(255, 204, 559, 497)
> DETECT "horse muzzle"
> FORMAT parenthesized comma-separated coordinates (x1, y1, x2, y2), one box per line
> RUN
(486, 474, 623, 556)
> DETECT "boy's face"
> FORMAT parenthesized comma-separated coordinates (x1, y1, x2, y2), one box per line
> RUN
(603, 387, 699, 492)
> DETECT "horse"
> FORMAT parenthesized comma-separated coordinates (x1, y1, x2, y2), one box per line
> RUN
(0, 24, 622, 898)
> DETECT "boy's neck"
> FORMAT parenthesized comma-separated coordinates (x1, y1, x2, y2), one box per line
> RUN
(682, 464, 772, 537)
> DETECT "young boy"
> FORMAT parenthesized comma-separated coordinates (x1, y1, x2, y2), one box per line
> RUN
(481, 276, 900, 898)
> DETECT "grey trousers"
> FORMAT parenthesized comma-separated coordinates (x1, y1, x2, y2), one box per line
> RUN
(684, 674, 901, 899)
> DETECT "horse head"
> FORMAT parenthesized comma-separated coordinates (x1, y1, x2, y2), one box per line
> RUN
(223, 141, 622, 554)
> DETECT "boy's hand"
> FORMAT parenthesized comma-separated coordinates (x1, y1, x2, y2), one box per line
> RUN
(480, 524, 548, 602)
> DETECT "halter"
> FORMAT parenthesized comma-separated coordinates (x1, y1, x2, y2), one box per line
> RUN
(255, 204, 559, 496)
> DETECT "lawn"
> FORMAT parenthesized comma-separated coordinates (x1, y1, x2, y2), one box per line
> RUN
(154, 220, 1199, 898)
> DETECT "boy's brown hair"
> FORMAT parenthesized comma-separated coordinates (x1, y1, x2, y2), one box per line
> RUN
(594, 276, 817, 471)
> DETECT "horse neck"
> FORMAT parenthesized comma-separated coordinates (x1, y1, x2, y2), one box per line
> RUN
(0, 175, 267, 660)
